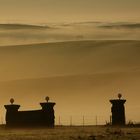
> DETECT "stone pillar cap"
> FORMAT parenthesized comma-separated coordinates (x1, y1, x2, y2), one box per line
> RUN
(4, 104, 20, 110)
(110, 99, 126, 104)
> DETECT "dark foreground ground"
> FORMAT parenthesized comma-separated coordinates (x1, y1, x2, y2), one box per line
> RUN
(0, 126, 140, 140)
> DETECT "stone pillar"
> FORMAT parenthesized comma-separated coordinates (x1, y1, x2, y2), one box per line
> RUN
(40, 96, 56, 127)
(4, 98, 20, 126)
(110, 94, 126, 125)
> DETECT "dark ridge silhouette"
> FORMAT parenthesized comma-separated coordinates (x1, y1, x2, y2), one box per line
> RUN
(99, 23, 140, 29)
(60, 21, 102, 27)
(0, 23, 50, 30)
(4, 97, 55, 127)
(110, 94, 126, 126)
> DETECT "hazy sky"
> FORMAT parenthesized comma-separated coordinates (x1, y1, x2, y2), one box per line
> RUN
(0, 0, 140, 23)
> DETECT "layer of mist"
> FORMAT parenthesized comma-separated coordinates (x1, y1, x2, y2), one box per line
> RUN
(0, 22, 140, 46)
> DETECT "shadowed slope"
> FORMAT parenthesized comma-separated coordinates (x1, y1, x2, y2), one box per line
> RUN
(0, 23, 50, 30)
(0, 40, 140, 123)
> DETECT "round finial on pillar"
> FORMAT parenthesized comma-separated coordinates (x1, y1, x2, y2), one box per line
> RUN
(118, 93, 122, 100)
(45, 96, 50, 102)
(10, 98, 14, 104)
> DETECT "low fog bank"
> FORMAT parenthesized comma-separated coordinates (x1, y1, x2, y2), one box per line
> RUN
(0, 22, 140, 46)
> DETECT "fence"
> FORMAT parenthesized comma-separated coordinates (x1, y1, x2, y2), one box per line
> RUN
(55, 115, 110, 126)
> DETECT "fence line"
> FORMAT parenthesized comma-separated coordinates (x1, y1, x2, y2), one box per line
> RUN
(55, 115, 110, 126)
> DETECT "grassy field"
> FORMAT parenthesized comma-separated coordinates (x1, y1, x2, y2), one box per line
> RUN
(0, 126, 140, 140)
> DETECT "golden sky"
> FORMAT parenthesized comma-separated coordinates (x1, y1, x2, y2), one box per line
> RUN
(0, 0, 140, 23)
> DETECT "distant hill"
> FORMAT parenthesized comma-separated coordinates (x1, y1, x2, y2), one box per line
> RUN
(0, 23, 50, 30)
(0, 40, 140, 122)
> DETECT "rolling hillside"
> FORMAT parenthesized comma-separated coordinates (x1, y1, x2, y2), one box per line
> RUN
(0, 40, 140, 123)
